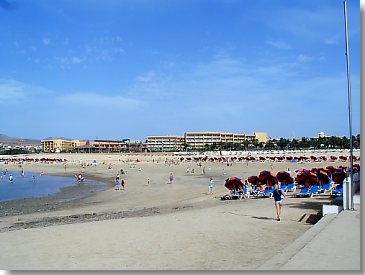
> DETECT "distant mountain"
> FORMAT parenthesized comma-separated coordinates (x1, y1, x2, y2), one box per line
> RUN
(43, 137, 73, 141)
(0, 133, 41, 144)
(0, 134, 13, 140)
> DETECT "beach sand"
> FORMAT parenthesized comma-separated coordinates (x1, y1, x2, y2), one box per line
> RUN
(0, 151, 359, 270)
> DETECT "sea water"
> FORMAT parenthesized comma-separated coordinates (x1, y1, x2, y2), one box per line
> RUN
(0, 170, 108, 202)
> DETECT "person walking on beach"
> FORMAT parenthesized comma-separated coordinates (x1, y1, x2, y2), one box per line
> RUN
(272, 184, 285, 221)
(121, 179, 125, 189)
(169, 172, 174, 184)
(115, 174, 120, 190)
(208, 177, 214, 194)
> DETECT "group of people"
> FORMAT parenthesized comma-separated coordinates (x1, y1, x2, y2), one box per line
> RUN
(75, 173, 85, 183)
(114, 174, 126, 190)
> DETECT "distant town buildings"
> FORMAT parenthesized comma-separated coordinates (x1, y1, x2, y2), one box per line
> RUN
(41, 139, 147, 153)
(40, 131, 268, 153)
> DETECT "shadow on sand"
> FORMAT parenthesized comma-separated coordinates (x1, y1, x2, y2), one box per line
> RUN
(251, 216, 277, 221)
(286, 197, 334, 212)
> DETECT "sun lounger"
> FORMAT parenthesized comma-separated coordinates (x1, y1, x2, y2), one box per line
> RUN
(286, 183, 296, 192)
(243, 187, 250, 198)
(293, 187, 310, 197)
(332, 185, 343, 196)
(321, 183, 333, 195)
(257, 187, 274, 198)
(308, 185, 320, 198)
(280, 184, 288, 192)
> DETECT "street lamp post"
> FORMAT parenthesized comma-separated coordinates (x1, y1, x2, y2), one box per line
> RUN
(343, 0, 354, 210)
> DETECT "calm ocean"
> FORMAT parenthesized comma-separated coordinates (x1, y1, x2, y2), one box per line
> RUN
(0, 169, 108, 202)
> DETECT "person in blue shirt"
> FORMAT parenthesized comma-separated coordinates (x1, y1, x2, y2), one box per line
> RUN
(272, 184, 285, 221)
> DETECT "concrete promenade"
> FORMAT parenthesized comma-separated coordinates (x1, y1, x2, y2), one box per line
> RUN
(259, 195, 361, 270)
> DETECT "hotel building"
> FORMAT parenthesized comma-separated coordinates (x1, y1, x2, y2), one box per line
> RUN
(76, 139, 147, 153)
(147, 132, 268, 151)
(147, 136, 185, 152)
(41, 139, 81, 153)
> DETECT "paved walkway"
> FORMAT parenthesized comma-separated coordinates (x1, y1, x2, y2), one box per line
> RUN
(259, 195, 361, 270)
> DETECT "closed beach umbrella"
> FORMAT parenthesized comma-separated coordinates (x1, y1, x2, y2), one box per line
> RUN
(276, 171, 294, 184)
(319, 156, 327, 161)
(316, 170, 331, 185)
(295, 170, 319, 187)
(225, 177, 244, 190)
(339, 155, 348, 161)
(247, 175, 260, 186)
(338, 165, 347, 170)
(332, 168, 347, 184)
(310, 156, 317, 162)
(325, 166, 336, 175)
(258, 170, 278, 186)
(330, 155, 338, 161)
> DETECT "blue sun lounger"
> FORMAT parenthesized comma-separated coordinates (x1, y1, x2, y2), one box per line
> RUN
(286, 183, 296, 192)
(321, 183, 333, 195)
(293, 187, 311, 197)
(280, 184, 288, 192)
(332, 185, 343, 195)
(308, 185, 321, 198)
(257, 187, 274, 198)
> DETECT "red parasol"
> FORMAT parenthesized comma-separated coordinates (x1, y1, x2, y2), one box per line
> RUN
(247, 175, 260, 186)
(276, 171, 294, 184)
(258, 170, 278, 186)
(295, 170, 319, 187)
(332, 168, 347, 184)
(316, 170, 331, 184)
(225, 177, 244, 190)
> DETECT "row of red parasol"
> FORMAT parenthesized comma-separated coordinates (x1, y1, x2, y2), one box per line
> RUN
(181, 155, 360, 163)
(0, 157, 67, 163)
(243, 164, 360, 189)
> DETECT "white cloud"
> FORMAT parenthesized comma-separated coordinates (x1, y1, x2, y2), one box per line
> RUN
(0, 79, 25, 102)
(0, 79, 52, 104)
(71, 56, 86, 64)
(42, 38, 51, 45)
(54, 55, 87, 69)
(136, 71, 155, 82)
(194, 52, 246, 77)
(287, 54, 314, 68)
(297, 54, 312, 63)
(85, 46, 125, 61)
(266, 40, 292, 50)
(57, 92, 145, 110)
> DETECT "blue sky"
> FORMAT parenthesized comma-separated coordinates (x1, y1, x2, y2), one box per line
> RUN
(0, 0, 360, 141)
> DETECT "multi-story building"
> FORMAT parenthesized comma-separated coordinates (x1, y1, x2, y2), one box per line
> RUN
(185, 132, 260, 150)
(90, 140, 127, 152)
(254, 132, 268, 143)
(42, 132, 268, 153)
(74, 139, 148, 153)
(148, 132, 268, 151)
(41, 139, 80, 153)
(147, 136, 185, 152)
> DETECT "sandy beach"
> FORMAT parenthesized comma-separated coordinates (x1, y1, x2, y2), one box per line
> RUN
(0, 150, 360, 270)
